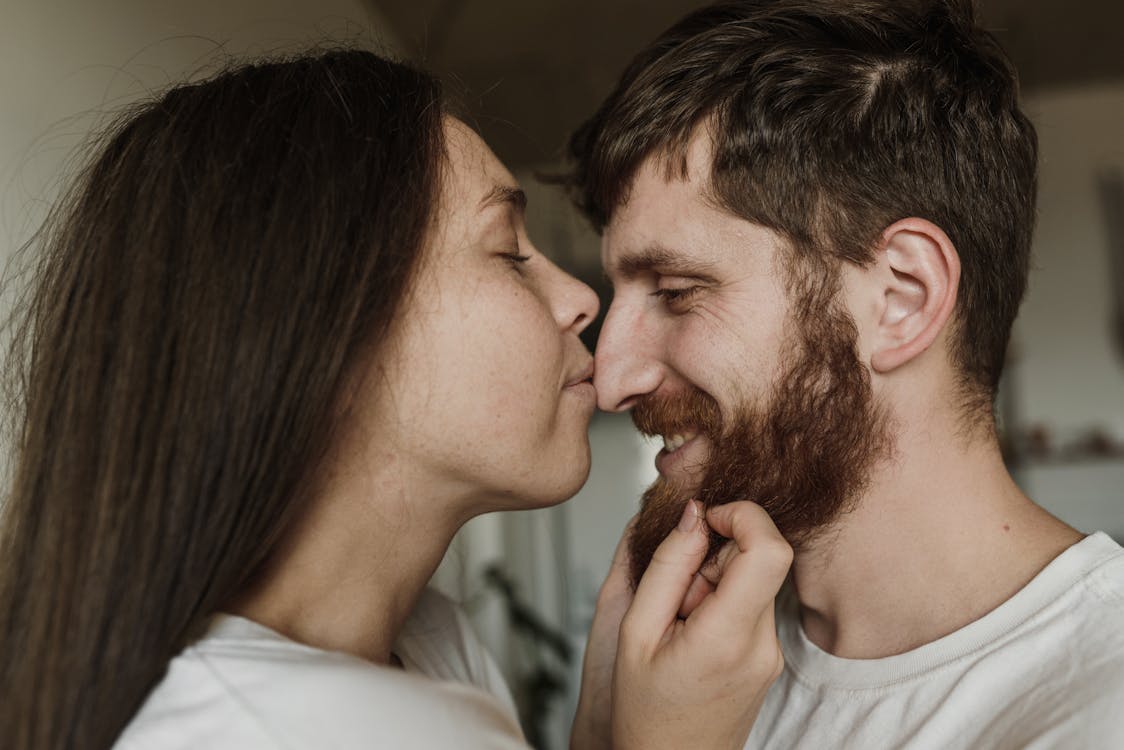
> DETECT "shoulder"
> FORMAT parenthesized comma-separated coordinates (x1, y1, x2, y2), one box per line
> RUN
(1020, 532, 1124, 670)
(1010, 659, 1124, 748)
(396, 588, 473, 665)
(1080, 533, 1124, 606)
(401, 586, 470, 638)
(1003, 534, 1124, 746)
(1060, 533, 1124, 644)
(1067, 536, 1124, 709)
(396, 588, 516, 704)
(118, 612, 527, 750)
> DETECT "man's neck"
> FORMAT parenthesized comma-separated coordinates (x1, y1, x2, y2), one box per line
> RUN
(791, 409, 1083, 660)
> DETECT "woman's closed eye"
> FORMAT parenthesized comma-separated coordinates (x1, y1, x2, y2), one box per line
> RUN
(500, 251, 532, 270)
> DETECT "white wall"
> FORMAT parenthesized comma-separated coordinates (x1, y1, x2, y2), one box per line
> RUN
(1012, 82, 1124, 539)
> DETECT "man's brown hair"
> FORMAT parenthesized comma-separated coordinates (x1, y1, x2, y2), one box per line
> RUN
(564, 0, 1038, 418)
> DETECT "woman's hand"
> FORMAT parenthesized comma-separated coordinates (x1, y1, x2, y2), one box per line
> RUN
(570, 517, 637, 750)
(572, 500, 792, 750)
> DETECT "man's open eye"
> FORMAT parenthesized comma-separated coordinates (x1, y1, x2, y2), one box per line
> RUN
(652, 286, 702, 306)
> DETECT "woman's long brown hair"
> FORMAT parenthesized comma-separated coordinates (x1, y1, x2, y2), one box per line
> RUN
(0, 49, 444, 750)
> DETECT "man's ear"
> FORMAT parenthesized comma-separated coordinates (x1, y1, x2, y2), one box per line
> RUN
(869, 218, 960, 374)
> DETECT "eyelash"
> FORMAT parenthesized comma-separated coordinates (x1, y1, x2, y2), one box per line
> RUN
(652, 286, 702, 306)
(501, 252, 531, 269)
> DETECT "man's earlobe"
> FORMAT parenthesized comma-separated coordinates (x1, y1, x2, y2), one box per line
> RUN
(869, 218, 960, 374)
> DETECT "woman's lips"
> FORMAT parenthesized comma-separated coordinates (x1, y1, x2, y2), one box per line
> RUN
(563, 360, 595, 389)
(564, 380, 597, 401)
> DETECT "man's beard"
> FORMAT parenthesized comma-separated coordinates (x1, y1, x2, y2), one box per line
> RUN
(627, 276, 894, 588)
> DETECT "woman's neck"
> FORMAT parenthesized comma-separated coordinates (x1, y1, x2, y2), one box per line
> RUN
(227, 451, 468, 665)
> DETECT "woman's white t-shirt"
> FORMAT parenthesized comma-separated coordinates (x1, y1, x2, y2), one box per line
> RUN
(115, 589, 529, 749)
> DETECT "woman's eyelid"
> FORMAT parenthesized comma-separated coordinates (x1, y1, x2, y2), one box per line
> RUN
(495, 224, 527, 257)
(499, 243, 531, 268)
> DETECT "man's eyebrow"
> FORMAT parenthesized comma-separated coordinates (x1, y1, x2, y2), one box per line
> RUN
(479, 184, 527, 214)
(611, 244, 719, 281)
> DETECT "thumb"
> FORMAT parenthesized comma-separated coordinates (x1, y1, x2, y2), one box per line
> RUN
(624, 500, 709, 647)
(599, 515, 638, 599)
(592, 516, 638, 623)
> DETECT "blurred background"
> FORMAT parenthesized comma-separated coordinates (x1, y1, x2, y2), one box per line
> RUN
(2, 1, 1122, 747)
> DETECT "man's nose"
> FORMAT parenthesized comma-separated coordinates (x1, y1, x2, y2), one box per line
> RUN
(593, 301, 664, 412)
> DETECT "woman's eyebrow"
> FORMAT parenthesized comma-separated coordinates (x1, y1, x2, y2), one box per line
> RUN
(478, 184, 527, 215)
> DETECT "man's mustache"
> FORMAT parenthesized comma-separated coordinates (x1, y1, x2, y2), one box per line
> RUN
(631, 388, 724, 440)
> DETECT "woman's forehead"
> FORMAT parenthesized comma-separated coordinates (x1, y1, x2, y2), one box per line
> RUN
(432, 119, 522, 244)
(442, 119, 516, 198)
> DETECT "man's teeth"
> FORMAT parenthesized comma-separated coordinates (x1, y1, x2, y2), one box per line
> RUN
(661, 433, 695, 452)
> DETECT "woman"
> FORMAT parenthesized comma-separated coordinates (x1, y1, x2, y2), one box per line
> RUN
(0, 49, 788, 750)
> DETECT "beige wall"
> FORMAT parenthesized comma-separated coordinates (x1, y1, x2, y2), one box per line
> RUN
(1013, 82, 1124, 537)
(1018, 82, 1124, 435)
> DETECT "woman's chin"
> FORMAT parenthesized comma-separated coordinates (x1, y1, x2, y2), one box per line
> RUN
(549, 466, 592, 507)
(558, 443, 593, 500)
(509, 454, 592, 511)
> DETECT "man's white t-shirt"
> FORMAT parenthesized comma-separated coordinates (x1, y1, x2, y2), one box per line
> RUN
(115, 588, 529, 749)
(748, 531, 1124, 749)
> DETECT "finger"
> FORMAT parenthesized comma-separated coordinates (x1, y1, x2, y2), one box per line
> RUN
(705, 501, 787, 558)
(598, 515, 639, 604)
(678, 572, 716, 619)
(610, 515, 639, 569)
(688, 503, 792, 636)
(704, 503, 792, 598)
(698, 540, 738, 587)
(624, 500, 709, 647)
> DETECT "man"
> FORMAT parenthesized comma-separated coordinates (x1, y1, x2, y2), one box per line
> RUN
(567, 0, 1124, 747)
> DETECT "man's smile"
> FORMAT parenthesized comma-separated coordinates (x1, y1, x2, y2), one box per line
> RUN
(659, 430, 698, 453)
(654, 431, 709, 480)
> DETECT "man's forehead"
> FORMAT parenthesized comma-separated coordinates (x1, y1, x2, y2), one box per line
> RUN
(601, 185, 733, 278)
(600, 188, 788, 285)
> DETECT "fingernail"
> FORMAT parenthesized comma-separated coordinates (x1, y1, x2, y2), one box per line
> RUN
(678, 500, 700, 532)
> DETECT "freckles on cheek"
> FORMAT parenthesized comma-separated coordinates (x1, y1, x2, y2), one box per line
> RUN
(444, 275, 561, 438)
(492, 348, 559, 438)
